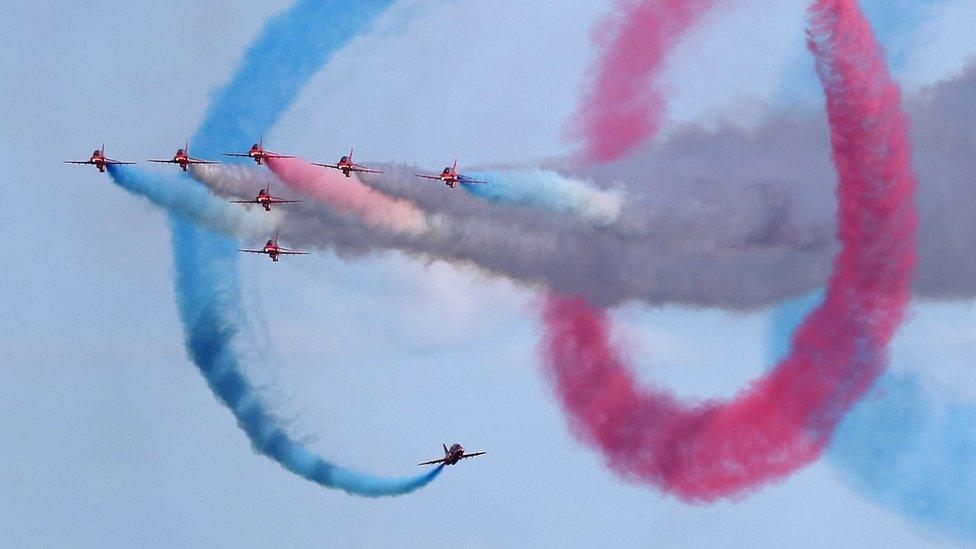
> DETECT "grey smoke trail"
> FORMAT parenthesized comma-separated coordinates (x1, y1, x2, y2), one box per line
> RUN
(196, 62, 974, 310)
(196, 162, 832, 310)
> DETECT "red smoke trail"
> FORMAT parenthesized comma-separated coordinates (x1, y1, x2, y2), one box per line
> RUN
(266, 157, 428, 234)
(543, 0, 917, 501)
(569, 0, 717, 162)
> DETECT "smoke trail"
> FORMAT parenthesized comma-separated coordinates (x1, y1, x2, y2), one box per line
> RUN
(109, 0, 443, 495)
(569, 0, 718, 162)
(463, 169, 623, 226)
(264, 157, 428, 235)
(195, 159, 834, 310)
(832, 377, 976, 542)
(107, 165, 280, 238)
(189, 162, 417, 259)
(540, 0, 917, 501)
(175, 226, 444, 495)
(769, 295, 976, 542)
(185, 62, 976, 310)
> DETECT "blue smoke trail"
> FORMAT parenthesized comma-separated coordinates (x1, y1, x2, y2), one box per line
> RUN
(768, 294, 976, 541)
(109, 0, 443, 495)
(106, 164, 278, 238)
(465, 168, 623, 225)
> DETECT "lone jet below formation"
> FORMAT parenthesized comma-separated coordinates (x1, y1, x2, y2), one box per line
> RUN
(418, 443, 487, 466)
(64, 144, 136, 173)
(230, 182, 301, 211)
(148, 142, 218, 171)
(223, 138, 294, 165)
(312, 147, 383, 178)
(239, 233, 308, 262)
(415, 158, 486, 189)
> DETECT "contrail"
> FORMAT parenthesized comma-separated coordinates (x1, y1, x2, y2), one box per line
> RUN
(769, 293, 976, 543)
(108, 0, 444, 495)
(568, 0, 718, 162)
(540, 0, 917, 502)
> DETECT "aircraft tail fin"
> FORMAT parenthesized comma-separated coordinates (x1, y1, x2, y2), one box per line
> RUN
(350, 146, 355, 160)
(101, 142, 105, 154)
(453, 157, 458, 171)
(443, 443, 449, 456)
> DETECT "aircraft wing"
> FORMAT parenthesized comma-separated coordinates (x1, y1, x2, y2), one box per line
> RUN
(276, 250, 309, 255)
(187, 158, 219, 165)
(351, 165, 383, 174)
(223, 153, 252, 158)
(461, 451, 487, 459)
(238, 249, 268, 254)
(311, 162, 341, 169)
(147, 159, 177, 164)
(267, 198, 302, 204)
(230, 199, 256, 204)
(415, 174, 443, 181)
(264, 153, 295, 159)
(418, 457, 448, 466)
(63, 160, 93, 164)
(105, 159, 137, 165)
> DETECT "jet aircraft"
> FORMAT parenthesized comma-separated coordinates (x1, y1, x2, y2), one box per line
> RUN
(418, 443, 486, 466)
(311, 147, 383, 178)
(148, 142, 219, 171)
(223, 138, 294, 165)
(231, 182, 301, 211)
(415, 158, 486, 189)
(64, 144, 136, 173)
(239, 233, 308, 262)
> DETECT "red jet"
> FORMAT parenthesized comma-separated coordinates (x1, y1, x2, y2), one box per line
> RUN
(148, 142, 219, 171)
(311, 147, 383, 178)
(415, 158, 486, 189)
(64, 144, 136, 173)
(223, 137, 294, 165)
(239, 233, 308, 262)
(418, 443, 487, 466)
(230, 182, 302, 212)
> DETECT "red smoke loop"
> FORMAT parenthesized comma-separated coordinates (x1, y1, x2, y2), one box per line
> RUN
(544, 0, 918, 502)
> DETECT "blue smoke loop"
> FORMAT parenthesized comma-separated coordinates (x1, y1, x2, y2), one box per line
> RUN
(110, 0, 443, 495)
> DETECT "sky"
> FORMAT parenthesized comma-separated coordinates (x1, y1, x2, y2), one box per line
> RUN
(2, 0, 976, 547)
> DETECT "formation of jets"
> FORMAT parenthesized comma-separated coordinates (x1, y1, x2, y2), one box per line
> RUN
(66, 140, 489, 470)
(65, 140, 487, 189)
(64, 141, 489, 268)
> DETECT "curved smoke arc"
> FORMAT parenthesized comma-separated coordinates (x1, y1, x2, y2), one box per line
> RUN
(107, 0, 444, 496)
(540, 0, 917, 502)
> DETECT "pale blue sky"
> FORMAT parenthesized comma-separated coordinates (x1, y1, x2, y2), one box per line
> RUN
(2, 1, 975, 547)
